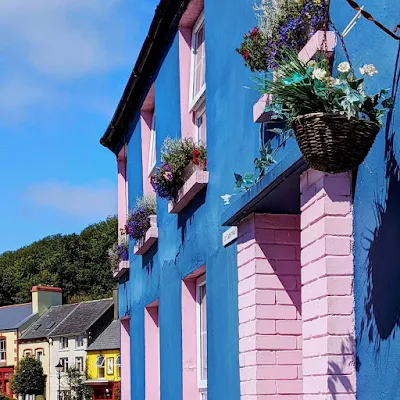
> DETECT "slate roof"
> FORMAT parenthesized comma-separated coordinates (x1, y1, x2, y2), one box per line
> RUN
(20, 299, 113, 340)
(0, 303, 34, 331)
(87, 320, 120, 351)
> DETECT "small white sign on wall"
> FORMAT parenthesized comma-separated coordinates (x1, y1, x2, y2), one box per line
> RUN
(222, 227, 238, 247)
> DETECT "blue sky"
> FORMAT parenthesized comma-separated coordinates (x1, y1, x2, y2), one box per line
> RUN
(0, 0, 158, 254)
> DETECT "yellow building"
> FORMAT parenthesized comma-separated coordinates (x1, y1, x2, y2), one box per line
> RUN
(86, 320, 120, 400)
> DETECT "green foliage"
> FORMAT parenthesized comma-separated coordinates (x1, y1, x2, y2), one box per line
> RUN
(0, 393, 13, 400)
(11, 356, 45, 395)
(257, 48, 393, 126)
(0, 216, 118, 306)
(135, 195, 157, 215)
(62, 367, 92, 400)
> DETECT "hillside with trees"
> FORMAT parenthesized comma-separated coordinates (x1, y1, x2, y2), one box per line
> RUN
(0, 216, 117, 306)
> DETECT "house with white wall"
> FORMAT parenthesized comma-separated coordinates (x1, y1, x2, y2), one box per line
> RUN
(20, 298, 113, 400)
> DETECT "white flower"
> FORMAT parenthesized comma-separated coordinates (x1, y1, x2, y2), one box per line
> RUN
(359, 64, 378, 77)
(338, 62, 351, 73)
(329, 77, 341, 86)
(311, 68, 327, 81)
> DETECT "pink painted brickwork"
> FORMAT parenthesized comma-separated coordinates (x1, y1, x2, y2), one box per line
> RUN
(238, 213, 303, 399)
(300, 170, 356, 400)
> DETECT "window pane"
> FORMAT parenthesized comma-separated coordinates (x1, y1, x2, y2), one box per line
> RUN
(192, 21, 206, 102)
(199, 283, 207, 381)
(148, 114, 156, 175)
(196, 108, 207, 146)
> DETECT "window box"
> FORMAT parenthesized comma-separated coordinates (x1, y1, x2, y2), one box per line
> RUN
(168, 163, 209, 214)
(113, 260, 130, 279)
(298, 30, 336, 63)
(134, 215, 158, 255)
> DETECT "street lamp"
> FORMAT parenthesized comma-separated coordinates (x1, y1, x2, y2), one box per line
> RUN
(55, 361, 63, 400)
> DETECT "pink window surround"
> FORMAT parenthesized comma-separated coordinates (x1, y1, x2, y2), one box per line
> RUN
(178, 0, 204, 140)
(182, 266, 205, 400)
(145, 301, 160, 400)
(117, 146, 128, 234)
(237, 213, 303, 398)
(141, 84, 156, 196)
(300, 170, 355, 399)
(121, 318, 131, 400)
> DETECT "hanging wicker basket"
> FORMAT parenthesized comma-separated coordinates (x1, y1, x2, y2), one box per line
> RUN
(291, 112, 381, 173)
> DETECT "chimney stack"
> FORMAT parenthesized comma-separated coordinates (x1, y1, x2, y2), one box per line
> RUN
(31, 286, 63, 316)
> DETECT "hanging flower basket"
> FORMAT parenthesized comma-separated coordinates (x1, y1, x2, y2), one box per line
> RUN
(291, 113, 380, 173)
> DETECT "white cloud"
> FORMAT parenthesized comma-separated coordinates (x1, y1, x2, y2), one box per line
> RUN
(0, 0, 133, 78)
(0, 0, 156, 123)
(24, 180, 117, 218)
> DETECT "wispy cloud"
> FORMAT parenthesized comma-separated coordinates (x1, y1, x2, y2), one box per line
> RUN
(24, 180, 117, 218)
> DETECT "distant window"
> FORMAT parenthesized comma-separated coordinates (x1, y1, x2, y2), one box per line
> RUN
(60, 337, 68, 350)
(60, 357, 69, 373)
(0, 339, 5, 362)
(75, 336, 84, 348)
(189, 12, 206, 111)
(148, 113, 157, 176)
(24, 350, 32, 357)
(107, 357, 114, 375)
(96, 356, 105, 379)
(36, 350, 43, 364)
(116, 355, 121, 378)
(75, 357, 84, 374)
(195, 101, 207, 146)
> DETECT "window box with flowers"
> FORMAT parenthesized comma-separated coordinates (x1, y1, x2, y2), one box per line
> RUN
(237, 0, 328, 123)
(151, 137, 208, 214)
(108, 238, 129, 279)
(125, 195, 158, 256)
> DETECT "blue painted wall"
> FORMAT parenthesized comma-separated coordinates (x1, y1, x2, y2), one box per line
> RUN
(331, 1, 400, 399)
(117, 1, 263, 399)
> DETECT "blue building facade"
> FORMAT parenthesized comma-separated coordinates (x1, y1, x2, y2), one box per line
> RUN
(100, 0, 400, 399)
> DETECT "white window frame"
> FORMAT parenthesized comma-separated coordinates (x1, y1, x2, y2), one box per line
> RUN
(60, 337, 68, 350)
(60, 357, 69, 373)
(75, 357, 84, 374)
(196, 274, 207, 395)
(148, 112, 156, 176)
(75, 336, 84, 348)
(189, 12, 206, 113)
(97, 356, 105, 378)
(36, 350, 43, 364)
(194, 100, 206, 146)
(116, 355, 121, 378)
(0, 339, 5, 362)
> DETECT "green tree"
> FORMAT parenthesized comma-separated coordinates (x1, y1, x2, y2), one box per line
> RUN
(11, 356, 45, 396)
(0, 216, 118, 306)
(62, 367, 92, 400)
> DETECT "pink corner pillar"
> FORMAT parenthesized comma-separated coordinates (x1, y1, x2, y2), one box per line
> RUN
(300, 170, 356, 399)
(121, 318, 131, 400)
(145, 303, 160, 400)
(237, 213, 303, 398)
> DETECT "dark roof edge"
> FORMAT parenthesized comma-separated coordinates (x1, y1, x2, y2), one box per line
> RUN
(100, 0, 190, 155)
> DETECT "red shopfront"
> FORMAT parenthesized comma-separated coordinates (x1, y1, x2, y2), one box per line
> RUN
(88, 381, 119, 400)
(0, 367, 13, 397)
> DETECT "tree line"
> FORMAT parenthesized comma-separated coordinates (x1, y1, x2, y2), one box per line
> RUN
(0, 216, 118, 306)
